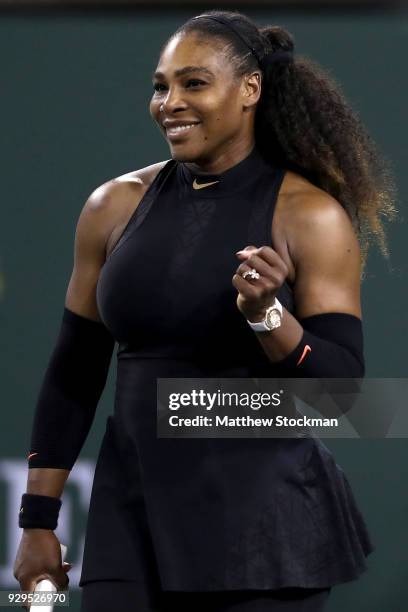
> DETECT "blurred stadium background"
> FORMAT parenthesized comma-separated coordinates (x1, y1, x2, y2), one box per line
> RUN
(1, 1, 407, 610)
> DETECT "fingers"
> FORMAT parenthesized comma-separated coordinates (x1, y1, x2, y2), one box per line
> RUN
(236, 259, 287, 293)
(237, 245, 288, 272)
(238, 256, 275, 282)
(232, 272, 259, 298)
(20, 574, 68, 611)
(236, 246, 288, 285)
(19, 569, 69, 604)
(232, 245, 289, 323)
(19, 578, 37, 611)
(18, 575, 37, 595)
(53, 568, 70, 589)
(14, 532, 69, 610)
(236, 245, 258, 257)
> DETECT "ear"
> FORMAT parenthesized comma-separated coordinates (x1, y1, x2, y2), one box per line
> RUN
(241, 71, 262, 109)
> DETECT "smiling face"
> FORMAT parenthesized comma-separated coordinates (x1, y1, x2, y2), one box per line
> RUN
(149, 32, 261, 170)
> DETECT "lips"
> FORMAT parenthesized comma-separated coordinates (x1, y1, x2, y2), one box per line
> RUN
(163, 121, 201, 139)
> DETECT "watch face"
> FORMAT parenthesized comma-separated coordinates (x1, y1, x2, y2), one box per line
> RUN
(265, 309, 281, 330)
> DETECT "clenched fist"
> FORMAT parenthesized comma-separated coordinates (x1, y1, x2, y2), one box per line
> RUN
(232, 245, 288, 322)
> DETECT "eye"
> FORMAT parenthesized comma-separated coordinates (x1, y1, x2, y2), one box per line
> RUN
(186, 79, 206, 88)
(153, 82, 167, 92)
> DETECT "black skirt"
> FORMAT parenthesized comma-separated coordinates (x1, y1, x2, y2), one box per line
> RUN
(79, 358, 374, 592)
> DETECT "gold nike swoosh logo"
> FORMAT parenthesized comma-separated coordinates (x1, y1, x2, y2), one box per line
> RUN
(192, 179, 220, 190)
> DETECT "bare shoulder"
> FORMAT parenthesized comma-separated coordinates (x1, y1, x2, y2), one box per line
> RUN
(84, 160, 169, 220)
(111, 160, 169, 193)
(82, 160, 169, 258)
(66, 160, 170, 320)
(275, 170, 360, 276)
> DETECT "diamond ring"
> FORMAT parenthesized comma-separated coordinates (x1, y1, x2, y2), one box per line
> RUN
(242, 268, 260, 281)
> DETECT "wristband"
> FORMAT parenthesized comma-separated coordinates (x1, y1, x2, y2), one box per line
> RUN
(18, 493, 61, 530)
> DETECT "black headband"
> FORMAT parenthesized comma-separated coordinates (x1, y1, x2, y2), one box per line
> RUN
(191, 15, 294, 69)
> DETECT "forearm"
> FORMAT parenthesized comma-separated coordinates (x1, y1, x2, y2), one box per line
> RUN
(253, 309, 365, 378)
(19, 309, 114, 531)
(250, 308, 365, 419)
(28, 308, 115, 471)
(26, 468, 70, 498)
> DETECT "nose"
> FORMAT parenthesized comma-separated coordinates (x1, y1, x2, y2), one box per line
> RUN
(159, 86, 187, 115)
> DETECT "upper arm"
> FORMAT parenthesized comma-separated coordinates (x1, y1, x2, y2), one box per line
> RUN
(64, 162, 167, 323)
(65, 182, 117, 322)
(286, 192, 362, 321)
(65, 176, 148, 322)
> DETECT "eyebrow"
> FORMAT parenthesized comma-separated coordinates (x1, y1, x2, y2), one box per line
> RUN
(152, 66, 214, 80)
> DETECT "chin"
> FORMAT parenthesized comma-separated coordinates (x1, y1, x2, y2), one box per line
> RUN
(168, 143, 210, 164)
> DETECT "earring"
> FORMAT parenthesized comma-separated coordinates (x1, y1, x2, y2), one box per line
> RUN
(159, 104, 164, 112)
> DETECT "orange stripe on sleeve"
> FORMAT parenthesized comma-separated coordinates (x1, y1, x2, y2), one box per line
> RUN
(296, 344, 311, 366)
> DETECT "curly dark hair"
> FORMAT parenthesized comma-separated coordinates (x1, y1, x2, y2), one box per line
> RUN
(168, 10, 398, 270)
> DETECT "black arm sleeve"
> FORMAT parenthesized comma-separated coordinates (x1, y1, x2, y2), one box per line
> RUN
(270, 312, 365, 418)
(273, 312, 365, 378)
(28, 307, 115, 470)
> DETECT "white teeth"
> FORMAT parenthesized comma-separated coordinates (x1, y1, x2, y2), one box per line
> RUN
(166, 123, 198, 135)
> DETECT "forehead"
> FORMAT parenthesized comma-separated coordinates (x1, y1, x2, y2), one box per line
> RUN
(156, 33, 228, 76)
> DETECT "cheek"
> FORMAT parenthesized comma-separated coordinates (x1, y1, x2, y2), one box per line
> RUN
(149, 97, 160, 120)
(202, 97, 235, 129)
(214, 94, 241, 123)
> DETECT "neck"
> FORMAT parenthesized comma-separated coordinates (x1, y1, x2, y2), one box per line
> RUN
(183, 139, 256, 175)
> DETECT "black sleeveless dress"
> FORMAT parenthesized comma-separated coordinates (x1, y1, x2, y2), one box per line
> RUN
(79, 147, 374, 591)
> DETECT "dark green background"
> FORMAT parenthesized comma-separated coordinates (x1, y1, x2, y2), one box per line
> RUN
(1, 8, 407, 612)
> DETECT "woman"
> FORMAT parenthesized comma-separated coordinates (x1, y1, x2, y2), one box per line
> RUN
(14, 10, 396, 612)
